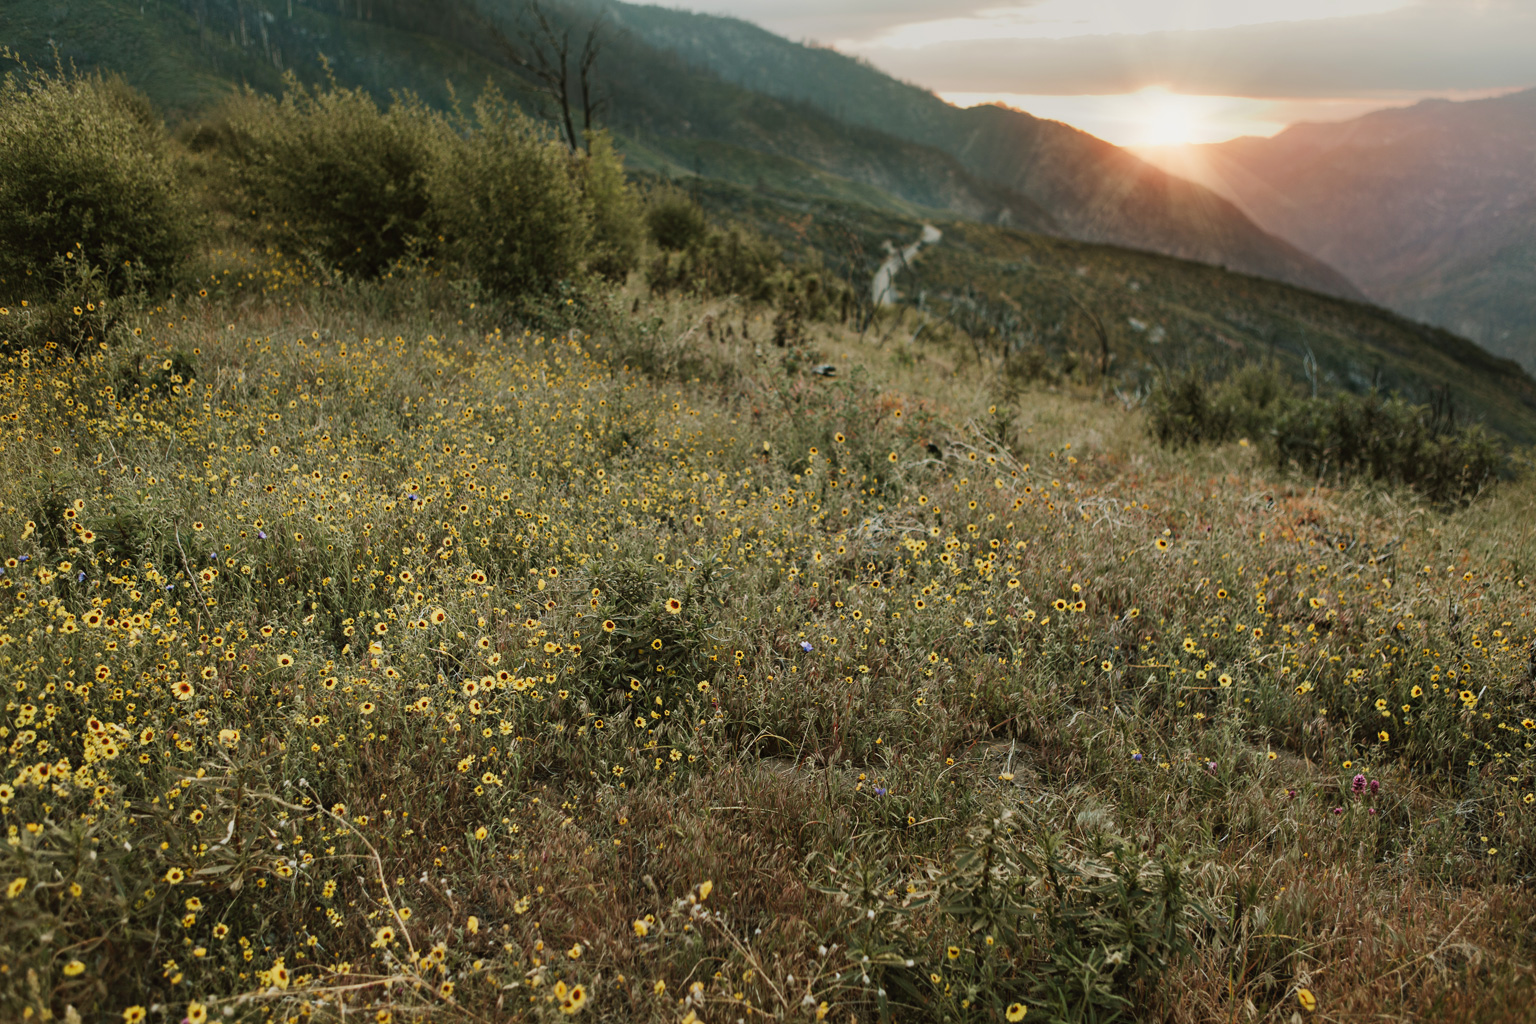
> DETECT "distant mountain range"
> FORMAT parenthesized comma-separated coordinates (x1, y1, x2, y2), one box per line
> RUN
(9, 0, 1536, 427)
(596, 1, 1361, 301)
(5, 0, 1358, 302)
(1139, 89, 1536, 371)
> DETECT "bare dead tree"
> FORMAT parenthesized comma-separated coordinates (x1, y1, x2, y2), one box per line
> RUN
(497, 1, 606, 153)
(576, 17, 605, 143)
(1063, 288, 1111, 379)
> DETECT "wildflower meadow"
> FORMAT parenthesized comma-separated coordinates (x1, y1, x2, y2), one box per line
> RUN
(2, 62, 1535, 1024)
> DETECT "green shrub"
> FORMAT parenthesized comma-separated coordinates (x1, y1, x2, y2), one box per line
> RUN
(0, 249, 126, 356)
(582, 130, 645, 283)
(823, 811, 1194, 1023)
(646, 189, 710, 251)
(0, 61, 194, 298)
(645, 225, 780, 301)
(1150, 365, 1505, 504)
(430, 90, 593, 299)
(1148, 364, 1294, 448)
(1271, 391, 1502, 505)
(210, 77, 446, 277)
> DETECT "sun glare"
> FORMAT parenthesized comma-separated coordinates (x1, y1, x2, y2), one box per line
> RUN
(940, 87, 1285, 147)
(1130, 87, 1207, 146)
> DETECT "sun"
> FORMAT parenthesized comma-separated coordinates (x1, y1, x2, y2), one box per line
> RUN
(1127, 86, 1212, 147)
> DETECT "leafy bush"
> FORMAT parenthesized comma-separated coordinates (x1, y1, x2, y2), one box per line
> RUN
(1271, 391, 1503, 505)
(821, 811, 1195, 1023)
(646, 189, 710, 251)
(210, 77, 446, 278)
(1150, 366, 1505, 504)
(208, 81, 626, 299)
(0, 61, 194, 298)
(582, 130, 645, 283)
(645, 226, 780, 301)
(429, 90, 593, 299)
(1148, 364, 1293, 448)
(0, 249, 127, 356)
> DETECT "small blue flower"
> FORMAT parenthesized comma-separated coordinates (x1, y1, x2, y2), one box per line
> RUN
(257, 531, 267, 540)
(1131, 752, 1142, 762)
(77, 571, 86, 582)
(799, 641, 813, 653)
(873, 786, 887, 797)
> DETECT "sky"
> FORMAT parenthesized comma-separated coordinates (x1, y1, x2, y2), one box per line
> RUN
(675, 0, 1536, 146)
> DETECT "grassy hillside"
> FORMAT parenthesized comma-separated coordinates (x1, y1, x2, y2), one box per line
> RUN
(913, 223, 1536, 443)
(689, 181, 1536, 445)
(6, 20, 1536, 1024)
(3, 234, 1536, 1023)
(11, 0, 1531, 441)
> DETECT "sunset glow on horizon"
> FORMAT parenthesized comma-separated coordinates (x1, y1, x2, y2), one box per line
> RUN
(935, 87, 1284, 147)
(689, 0, 1536, 148)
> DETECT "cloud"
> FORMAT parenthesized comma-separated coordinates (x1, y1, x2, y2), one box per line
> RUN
(667, 1, 1009, 42)
(851, 3, 1536, 97)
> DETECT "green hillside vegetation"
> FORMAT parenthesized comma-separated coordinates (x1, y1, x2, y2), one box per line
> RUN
(5, 46, 1536, 1024)
(597, 1, 1361, 300)
(7, 0, 1367, 302)
(681, 181, 1536, 447)
(908, 223, 1536, 445)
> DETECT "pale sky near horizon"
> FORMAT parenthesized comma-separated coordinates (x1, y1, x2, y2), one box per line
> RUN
(671, 0, 1536, 145)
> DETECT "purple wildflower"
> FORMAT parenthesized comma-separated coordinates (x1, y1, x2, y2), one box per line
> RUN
(800, 641, 813, 653)
(1352, 773, 1367, 795)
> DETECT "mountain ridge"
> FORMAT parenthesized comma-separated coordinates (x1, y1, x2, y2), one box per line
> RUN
(596, 0, 1364, 301)
(1138, 87, 1536, 369)
(4, 0, 1362, 304)
(5, 0, 1536, 441)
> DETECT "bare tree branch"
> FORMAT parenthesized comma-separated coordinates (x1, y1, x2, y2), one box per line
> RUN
(577, 14, 607, 148)
(490, 1, 606, 153)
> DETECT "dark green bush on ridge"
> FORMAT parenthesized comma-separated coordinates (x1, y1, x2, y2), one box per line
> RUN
(1149, 364, 1294, 449)
(1150, 365, 1505, 504)
(0, 59, 195, 298)
(582, 130, 646, 283)
(645, 225, 780, 302)
(207, 79, 633, 299)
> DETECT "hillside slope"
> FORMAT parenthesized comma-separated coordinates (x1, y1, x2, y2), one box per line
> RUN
(595, 0, 1364, 301)
(1139, 89, 1536, 370)
(3, 0, 1057, 228)
(694, 181, 1536, 445)
(6, 0, 1360, 302)
(14, 0, 1531, 436)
